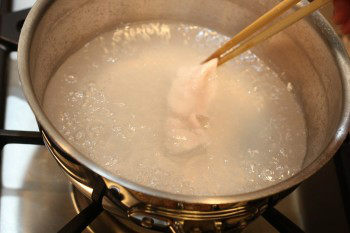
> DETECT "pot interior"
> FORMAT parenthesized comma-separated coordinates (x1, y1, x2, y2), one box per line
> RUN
(27, 0, 343, 189)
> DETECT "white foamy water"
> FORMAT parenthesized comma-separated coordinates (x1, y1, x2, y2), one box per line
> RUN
(43, 22, 307, 196)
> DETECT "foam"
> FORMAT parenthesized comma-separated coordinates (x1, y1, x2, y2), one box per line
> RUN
(43, 21, 307, 196)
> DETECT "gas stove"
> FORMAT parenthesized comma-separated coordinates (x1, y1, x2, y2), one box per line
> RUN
(1, 0, 349, 232)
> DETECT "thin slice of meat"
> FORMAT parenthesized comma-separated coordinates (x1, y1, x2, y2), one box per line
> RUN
(165, 59, 218, 155)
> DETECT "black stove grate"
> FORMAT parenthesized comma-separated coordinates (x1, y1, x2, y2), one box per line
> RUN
(0, 0, 348, 232)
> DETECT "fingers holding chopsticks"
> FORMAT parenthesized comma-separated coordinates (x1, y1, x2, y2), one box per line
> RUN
(333, 0, 350, 34)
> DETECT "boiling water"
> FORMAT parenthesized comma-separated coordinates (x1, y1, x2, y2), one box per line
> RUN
(43, 22, 307, 196)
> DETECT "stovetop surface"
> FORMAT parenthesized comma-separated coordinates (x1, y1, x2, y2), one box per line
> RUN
(1, 1, 349, 232)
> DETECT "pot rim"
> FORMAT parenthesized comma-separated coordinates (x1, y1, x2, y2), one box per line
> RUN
(18, 0, 350, 204)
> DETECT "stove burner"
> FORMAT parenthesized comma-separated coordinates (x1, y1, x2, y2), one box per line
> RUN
(70, 186, 138, 233)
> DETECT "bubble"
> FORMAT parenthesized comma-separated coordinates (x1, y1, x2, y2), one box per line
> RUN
(75, 130, 84, 140)
(65, 75, 77, 84)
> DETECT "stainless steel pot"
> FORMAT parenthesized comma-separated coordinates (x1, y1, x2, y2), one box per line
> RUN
(18, 0, 350, 232)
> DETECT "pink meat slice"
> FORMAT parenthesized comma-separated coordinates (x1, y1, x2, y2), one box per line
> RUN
(165, 58, 218, 154)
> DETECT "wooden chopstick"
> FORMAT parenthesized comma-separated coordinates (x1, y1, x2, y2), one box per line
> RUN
(217, 0, 331, 66)
(203, 0, 301, 64)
